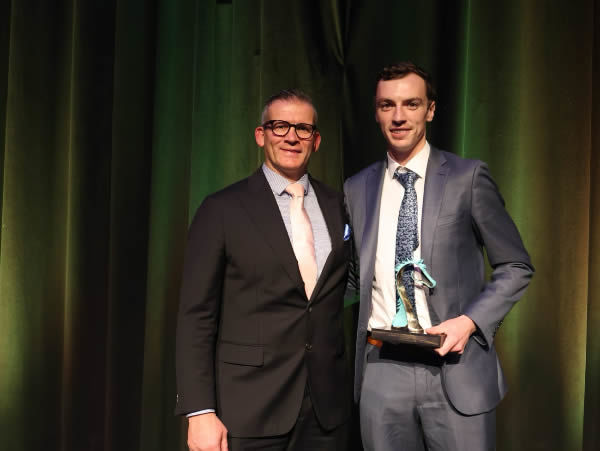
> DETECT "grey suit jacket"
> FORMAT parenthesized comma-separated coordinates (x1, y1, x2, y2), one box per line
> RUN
(344, 147, 534, 415)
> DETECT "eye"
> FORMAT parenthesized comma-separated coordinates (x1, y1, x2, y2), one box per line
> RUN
(378, 101, 393, 111)
(272, 121, 289, 133)
(406, 100, 422, 110)
(296, 124, 311, 133)
(295, 123, 315, 139)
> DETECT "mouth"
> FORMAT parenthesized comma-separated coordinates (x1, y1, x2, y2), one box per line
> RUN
(281, 148, 302, 154)
(390, 128, 410, 137)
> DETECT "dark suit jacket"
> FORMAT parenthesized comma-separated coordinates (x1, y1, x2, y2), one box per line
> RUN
(175, 168, 351, 437)
(344, 147, 534, 415)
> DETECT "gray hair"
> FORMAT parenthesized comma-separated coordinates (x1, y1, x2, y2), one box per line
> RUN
(260, 88, 318, 125)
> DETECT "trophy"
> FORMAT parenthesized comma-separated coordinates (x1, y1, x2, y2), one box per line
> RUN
(371, 258, 446, 348)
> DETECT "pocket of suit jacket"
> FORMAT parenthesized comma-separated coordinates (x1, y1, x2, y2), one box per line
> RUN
(218, 341, 264, 367)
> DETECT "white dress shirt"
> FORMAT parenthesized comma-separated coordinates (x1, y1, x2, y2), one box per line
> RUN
(369, 142, 433, 331)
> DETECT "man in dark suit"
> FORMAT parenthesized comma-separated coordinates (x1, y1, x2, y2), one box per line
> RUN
(175, 89, 350, 451)
(344, 62, 534, 450)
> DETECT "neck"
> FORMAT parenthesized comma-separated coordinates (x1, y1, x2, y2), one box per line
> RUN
(388, 139, 426, 166)
(264, 162, 305, 182)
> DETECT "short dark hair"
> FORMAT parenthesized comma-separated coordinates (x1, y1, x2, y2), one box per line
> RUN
(377, 62, 437, 102)
(261, 88, 318, 125)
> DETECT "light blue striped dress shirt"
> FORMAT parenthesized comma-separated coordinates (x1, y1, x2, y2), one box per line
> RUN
(261, 164, 332, 278)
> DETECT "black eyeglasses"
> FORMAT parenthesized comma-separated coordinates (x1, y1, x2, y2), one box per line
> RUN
(262, 120, 317, 140)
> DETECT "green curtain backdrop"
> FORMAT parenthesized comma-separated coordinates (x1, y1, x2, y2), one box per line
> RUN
(1, 1, 598, 450)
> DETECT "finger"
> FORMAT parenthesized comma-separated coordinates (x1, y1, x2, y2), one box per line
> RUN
(435, 341, 451, 356)
(451, 338, 468, 354)
(221, 433, 228, 451)
(439, 333, 462, 355)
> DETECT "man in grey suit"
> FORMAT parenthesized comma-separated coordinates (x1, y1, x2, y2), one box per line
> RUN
(344, 62, 534, 450)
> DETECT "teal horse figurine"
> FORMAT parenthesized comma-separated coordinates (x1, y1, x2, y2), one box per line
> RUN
(392, 259, 436, 333)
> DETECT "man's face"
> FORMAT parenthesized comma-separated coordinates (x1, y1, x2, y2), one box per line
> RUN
(375, 73, 435, 163)
(255, 100, 321, 181)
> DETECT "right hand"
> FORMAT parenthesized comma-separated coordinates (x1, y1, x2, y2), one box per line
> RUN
(187, 413, 228, 451)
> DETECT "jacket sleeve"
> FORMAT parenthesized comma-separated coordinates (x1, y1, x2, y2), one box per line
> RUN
(175, 195, 225, 415)
(462, 162, 535, 346)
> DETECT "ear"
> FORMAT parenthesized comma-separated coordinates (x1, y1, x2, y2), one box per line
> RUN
(426, 101, 436, 122)
(254, 127, 265, 147)
(312, 132, 321, 153)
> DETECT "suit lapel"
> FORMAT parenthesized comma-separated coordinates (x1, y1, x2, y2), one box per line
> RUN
(360, 162, 386, 294)
(241, 169, 304, 292)
(421, 148, 449, 324)
(421, 148, 449, 267)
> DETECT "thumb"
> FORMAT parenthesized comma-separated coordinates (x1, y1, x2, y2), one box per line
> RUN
(426, 325, 443, 335)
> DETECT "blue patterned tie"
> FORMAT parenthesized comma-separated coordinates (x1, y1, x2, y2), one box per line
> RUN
(395, 168, 419, 313)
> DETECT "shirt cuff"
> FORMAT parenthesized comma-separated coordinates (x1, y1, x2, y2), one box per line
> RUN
(186, 409, 215, 417)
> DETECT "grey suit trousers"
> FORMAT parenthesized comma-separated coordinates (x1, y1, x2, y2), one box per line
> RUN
(360, 343, 496, 451)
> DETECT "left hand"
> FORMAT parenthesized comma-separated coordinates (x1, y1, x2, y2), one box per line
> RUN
(426, 315, 476, 356)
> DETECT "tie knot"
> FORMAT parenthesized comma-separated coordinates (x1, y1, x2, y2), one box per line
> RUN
(395, 169, 418, 189)
(286, 183, 305, 198)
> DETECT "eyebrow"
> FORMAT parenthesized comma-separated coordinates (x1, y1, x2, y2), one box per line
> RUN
(376, 97, 425, 105)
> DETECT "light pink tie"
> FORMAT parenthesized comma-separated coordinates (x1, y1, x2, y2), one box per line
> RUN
(286, 183, 318, 299)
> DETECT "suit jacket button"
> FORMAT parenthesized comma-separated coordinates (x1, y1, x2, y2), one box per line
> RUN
(308, 307, 313, 313)
(305, 343, 312, 351)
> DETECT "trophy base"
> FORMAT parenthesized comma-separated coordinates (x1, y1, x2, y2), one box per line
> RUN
(371, 328, 446, 348)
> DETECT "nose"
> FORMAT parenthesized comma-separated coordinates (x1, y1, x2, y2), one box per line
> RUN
(392, 106, 405, 124)
(284, 126, 299, 143)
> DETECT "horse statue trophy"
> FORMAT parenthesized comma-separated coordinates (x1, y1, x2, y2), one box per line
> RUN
(371, 258, 446, 348)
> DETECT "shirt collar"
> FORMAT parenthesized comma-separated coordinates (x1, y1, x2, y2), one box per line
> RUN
(262, 163, 310, 196)
(386, 141, 430, 180)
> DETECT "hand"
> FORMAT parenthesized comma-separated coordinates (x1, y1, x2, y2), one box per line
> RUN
(187, 413, 228, 451)
(426, 315, 476, 356)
